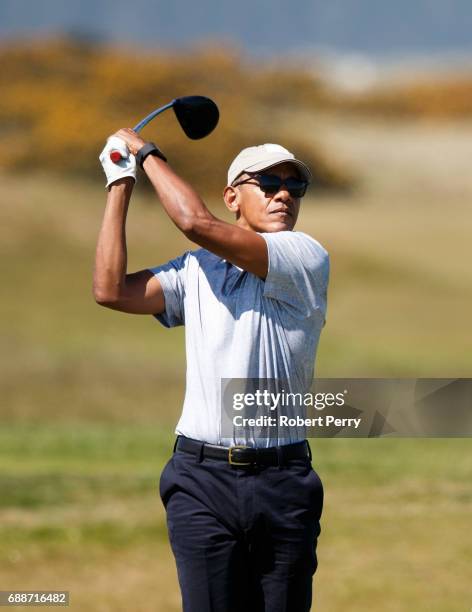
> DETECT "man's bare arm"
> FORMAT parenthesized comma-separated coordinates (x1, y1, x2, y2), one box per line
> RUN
(93, 177, 165, 314)
(144, 155, 268, 278)
(113, 129, 268, 279)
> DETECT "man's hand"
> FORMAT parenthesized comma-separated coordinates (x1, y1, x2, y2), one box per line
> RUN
(99, 135, 137, 188)
(113, 128, 146, 156)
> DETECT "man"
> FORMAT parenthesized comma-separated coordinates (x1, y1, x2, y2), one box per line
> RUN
(94, 130, 329, 612)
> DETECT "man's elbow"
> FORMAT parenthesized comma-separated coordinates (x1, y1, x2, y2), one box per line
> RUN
(93, 286, 119, 308)
(177, 215, 195, 236)
(178, 213, 214, 240)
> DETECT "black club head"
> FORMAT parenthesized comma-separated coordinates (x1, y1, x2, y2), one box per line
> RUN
(172, 96, 219, 140)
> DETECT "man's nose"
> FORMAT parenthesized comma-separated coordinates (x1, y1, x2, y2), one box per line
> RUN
(273, 182, 292, 200)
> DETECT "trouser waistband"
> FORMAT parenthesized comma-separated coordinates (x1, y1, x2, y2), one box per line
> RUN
(174, 435, 312, 468)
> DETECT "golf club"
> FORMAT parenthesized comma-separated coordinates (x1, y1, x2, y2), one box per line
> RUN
(109, 95, 219, 162)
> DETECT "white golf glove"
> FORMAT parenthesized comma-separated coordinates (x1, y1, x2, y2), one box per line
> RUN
(99, 136, 137, 188)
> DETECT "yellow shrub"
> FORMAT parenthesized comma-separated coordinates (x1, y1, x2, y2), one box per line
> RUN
(0, 37, 353, 195)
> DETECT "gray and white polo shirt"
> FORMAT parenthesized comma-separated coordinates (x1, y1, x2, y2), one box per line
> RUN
(149, 230, 329, 448)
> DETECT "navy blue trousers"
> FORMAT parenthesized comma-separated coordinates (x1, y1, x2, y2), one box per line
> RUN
(159, 439, 324, 612)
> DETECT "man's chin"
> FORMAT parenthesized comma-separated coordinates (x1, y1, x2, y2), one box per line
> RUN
(245, 218, 295, 233)
(264, 218, 295, 233)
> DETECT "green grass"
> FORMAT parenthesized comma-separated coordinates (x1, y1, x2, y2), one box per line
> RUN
(0, 425, 470, 610)
(0, 423, 174, 472)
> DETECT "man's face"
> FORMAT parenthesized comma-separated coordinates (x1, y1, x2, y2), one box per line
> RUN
(224, 162, 304, 233)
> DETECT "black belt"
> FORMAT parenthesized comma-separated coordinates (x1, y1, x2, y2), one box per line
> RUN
(174, 435, 312, 467)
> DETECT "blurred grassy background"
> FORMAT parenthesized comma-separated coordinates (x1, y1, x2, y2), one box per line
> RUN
(1, 38, 471, 611)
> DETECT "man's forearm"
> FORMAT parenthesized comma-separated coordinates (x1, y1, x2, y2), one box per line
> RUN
(93, 179, 133, 303)
(141, 152, 267, 278)
(142, 155, 215, 234)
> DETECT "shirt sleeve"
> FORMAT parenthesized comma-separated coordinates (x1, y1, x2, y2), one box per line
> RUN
(148, 252, 189, 328)
(260, 231, 329, 319)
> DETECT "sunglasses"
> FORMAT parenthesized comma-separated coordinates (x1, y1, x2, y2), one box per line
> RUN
(232, 172, 309, 198)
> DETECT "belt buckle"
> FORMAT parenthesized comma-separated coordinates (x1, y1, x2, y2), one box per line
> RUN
(228, 445, 252, 467)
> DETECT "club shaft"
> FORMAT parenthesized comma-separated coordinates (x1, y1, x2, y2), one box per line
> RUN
(133, 101, 175, 133)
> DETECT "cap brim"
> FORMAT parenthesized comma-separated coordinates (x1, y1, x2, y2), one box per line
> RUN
(244, 156, 312, 183)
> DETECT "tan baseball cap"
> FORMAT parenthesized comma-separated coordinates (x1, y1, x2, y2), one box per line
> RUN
(227, 143, 312, 186)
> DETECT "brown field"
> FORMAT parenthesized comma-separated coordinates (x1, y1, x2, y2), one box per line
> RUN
(1, 109, 471, 611)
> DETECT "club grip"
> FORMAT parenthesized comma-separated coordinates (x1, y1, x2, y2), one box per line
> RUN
(109, 150, 123, 163)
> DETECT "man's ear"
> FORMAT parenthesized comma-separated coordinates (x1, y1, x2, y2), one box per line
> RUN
(223, 185, 240, 214)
